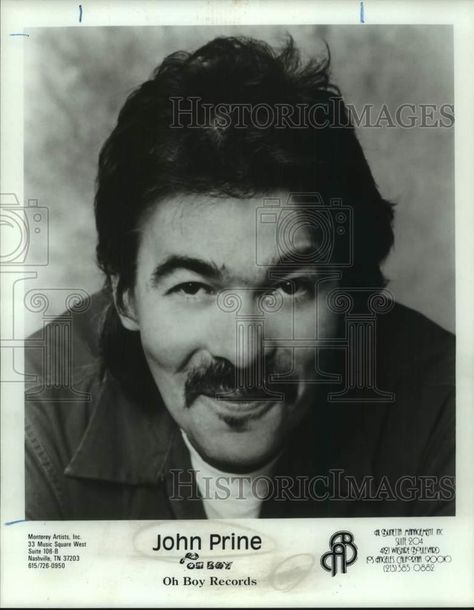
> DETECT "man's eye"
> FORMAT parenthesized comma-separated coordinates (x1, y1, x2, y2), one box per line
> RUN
(169, 282, 214, 296)
(276, 278, 314, 297)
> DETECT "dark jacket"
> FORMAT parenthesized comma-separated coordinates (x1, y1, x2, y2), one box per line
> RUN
(25, 291, 455, 519)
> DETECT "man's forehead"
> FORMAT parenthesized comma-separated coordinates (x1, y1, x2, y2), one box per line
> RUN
(140, 192, 316, 272)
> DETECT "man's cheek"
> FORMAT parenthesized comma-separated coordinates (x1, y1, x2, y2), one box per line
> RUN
(138, 313, 194, 368)
(142, 350, 189, 410)
(141, 335, 184, 373)
(274, 347, 313, 377)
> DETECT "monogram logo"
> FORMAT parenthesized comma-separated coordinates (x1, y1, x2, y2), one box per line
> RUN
(321, 531, 358, 576)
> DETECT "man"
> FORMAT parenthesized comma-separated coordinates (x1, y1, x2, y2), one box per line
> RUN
(25, 36, 455, 519)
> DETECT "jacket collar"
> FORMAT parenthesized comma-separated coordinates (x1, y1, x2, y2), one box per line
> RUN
(65, 371, 184, 485)
(64, 368, 376, 496)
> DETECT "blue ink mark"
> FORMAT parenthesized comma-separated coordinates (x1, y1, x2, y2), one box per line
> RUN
(360, 1, 365, 23)
(5, 519, 27, 526)
(10, 33, 30, 37)
(79, 4, 83, 23)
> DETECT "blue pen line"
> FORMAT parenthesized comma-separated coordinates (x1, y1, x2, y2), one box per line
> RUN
(5, 519, 27, 526)
(79, 4, 83, 23)
(360, 1, 365, 23)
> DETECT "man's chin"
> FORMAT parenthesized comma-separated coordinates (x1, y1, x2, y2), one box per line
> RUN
(185, 396, 286, 473)
(190, 439, 281, 474)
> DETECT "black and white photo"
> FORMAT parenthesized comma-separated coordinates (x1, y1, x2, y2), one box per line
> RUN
(2, 2, 473, 607)
(23, 25, 455, 520)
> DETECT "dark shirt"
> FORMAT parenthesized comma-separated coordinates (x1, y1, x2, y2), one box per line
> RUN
(25, 291, 455, 519)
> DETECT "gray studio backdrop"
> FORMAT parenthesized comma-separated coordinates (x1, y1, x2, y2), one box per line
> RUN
(25, 24, 454, 334)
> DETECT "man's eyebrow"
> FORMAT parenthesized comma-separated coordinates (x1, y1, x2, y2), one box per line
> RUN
(150, 255, 224, 285)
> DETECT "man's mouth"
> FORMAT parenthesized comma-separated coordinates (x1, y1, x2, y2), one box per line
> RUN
(197, 392, 280, 420)
(206, 387, 283, 401)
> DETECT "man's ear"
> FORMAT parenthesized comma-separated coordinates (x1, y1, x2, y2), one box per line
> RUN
(111, 276, 139, 332)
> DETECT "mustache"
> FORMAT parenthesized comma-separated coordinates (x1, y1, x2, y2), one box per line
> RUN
(184, 359, 298, 407)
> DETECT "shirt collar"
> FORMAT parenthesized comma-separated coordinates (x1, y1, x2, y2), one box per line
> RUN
(65, 371, 182, 485)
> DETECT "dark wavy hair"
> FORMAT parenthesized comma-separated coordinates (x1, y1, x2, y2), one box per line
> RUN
(94, 35, 394, 399)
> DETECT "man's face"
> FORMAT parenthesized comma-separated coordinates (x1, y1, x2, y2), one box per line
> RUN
(120, 193, 338, 472)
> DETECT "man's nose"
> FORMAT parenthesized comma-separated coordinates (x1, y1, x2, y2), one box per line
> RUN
(206, 292, 275, 372)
